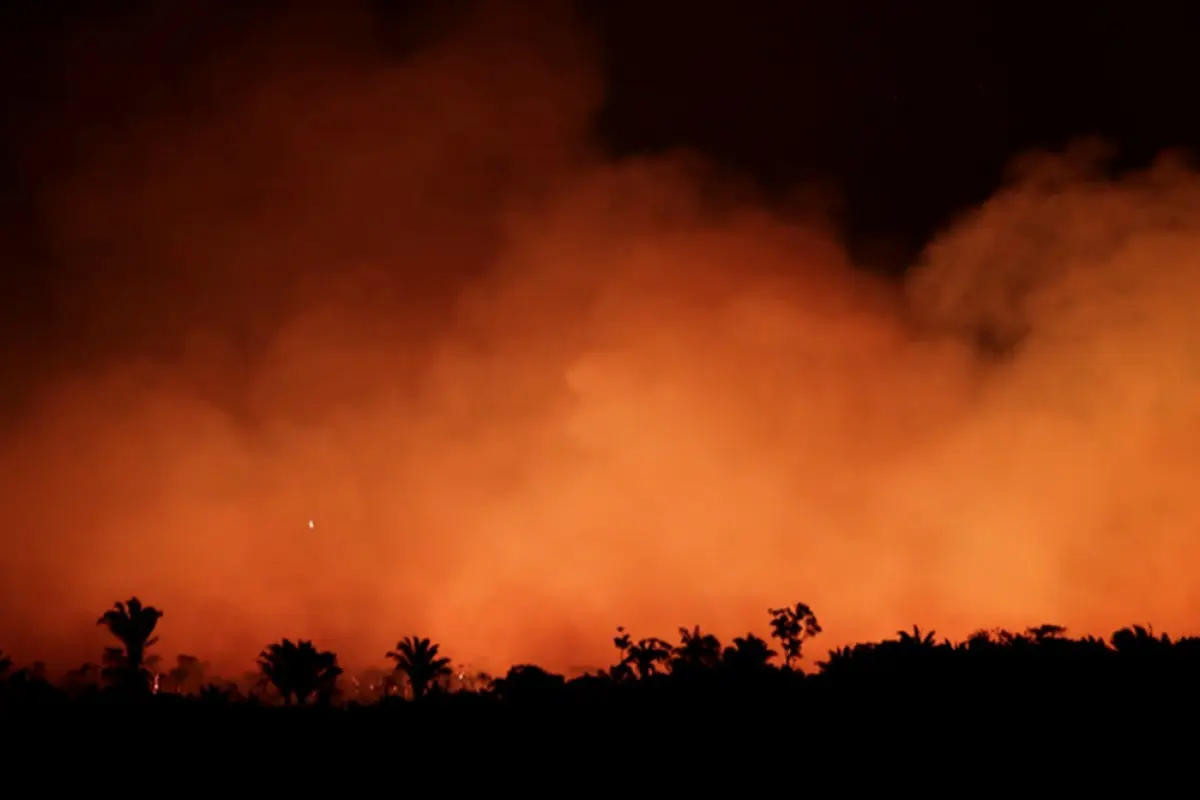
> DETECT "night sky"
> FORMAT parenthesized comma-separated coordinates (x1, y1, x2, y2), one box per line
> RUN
(5, 2, 1200, 277)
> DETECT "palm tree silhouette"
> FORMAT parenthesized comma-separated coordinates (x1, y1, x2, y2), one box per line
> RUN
(97, 596, 163, 692)
(672, 625, 722, 672)
(817, 644, 865, 677)
(257, 639, 342, 706)
(386, 636, 452, 700)
(895, 625, 938, 651)
(722, 633, 778, 672)
(626, 637, 673, 679)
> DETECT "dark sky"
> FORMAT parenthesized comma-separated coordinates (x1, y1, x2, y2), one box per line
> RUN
(587, 1, 1200, 264)
(2, 0, 1199, 354)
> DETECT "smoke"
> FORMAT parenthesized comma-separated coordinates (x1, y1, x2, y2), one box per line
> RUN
(2, 1, 1199, 676)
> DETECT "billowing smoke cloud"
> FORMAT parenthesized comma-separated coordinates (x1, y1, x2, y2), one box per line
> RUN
(2, 1, 1199, 676)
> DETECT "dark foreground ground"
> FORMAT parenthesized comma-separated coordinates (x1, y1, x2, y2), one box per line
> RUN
(5, 666, 1195, 751)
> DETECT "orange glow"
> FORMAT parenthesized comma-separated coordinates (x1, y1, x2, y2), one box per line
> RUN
(2, 3, 1199, 678)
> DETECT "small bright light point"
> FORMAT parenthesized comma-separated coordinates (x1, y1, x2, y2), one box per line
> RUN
(308, 519, 314, 529)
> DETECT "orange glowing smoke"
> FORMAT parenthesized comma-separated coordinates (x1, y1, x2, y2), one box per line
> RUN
(1, 3, 1199, 677)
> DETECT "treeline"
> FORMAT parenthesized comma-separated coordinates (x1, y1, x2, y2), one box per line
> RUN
(3, 596, 1199, 711)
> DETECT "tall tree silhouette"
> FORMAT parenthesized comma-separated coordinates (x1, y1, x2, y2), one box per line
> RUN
(0, 649, 11, 678)
(386, 636, 452, 700)
(768, 602, 822, 668)
(257, 639, 342, 706)
(97, 597, 163, 692)
(100, 644, 162, 688)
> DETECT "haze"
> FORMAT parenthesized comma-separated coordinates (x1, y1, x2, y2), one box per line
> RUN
(2, 2, 1198, 676)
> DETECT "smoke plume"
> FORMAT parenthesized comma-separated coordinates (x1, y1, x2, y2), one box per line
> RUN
(1, 2, 1198, 676)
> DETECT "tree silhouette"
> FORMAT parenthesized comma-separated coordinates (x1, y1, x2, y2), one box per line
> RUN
(1111, 625, 1170, 655)
(199, 683, 239, 704)
(895, 625, 938, 651)
(21, 661, 47, 684)
(768, 602, 822, 668)
(97, 597, 163, 692)
(626, 636, 673, 679)
(963, 629, 997, 652)
(452, 667, 492, 694)
(386, 636, 452, 700)
(257, 639, 342, 706)
(489, 664, 566, 702)
(14, 603, 1200, 724)
(244, 669, 272, 699)
(162, 654, 209, 695)
(609, 627, 635, 682)
(722, 633, 778, 672)
(64, 662, 101, 697)
(350, 666, 393, 702)
(1026, 624, 1068, 643)
(817, 644, 864, 677)
(101, 646, 127, 688)
(672, 625, 723, 672)
(2, 659, 51, 700)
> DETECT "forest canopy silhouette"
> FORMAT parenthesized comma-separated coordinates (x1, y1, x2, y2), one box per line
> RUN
(4, 595, 1197, 719)
(1, 0, 1200, 680)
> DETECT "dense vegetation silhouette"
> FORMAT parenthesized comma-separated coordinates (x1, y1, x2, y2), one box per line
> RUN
(5, 593, 1199, 740)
